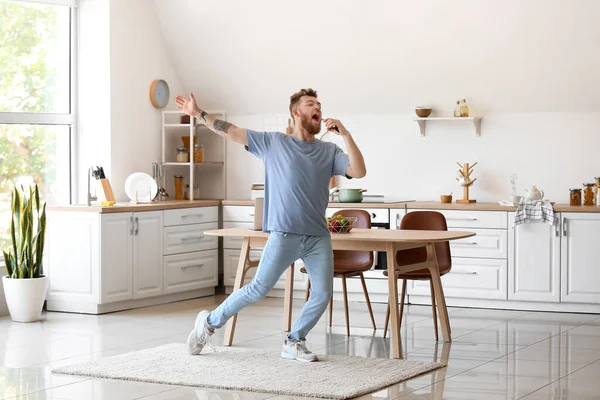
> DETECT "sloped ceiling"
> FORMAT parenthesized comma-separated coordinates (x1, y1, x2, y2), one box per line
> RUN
(154, 0, 600, 115)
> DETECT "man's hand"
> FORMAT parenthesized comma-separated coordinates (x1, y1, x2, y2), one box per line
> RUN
(174, 93, 200, 118)
(173, 92, 248, 146)
(323, 118, 349, 137)
(324, 118, 366, 179)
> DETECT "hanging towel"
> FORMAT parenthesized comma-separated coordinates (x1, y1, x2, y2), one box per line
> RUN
(514, 200, 555, 226)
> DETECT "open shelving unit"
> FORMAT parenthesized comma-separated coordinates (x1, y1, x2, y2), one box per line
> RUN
(162, 110, 227, 200)
(414, 116, 483, 137)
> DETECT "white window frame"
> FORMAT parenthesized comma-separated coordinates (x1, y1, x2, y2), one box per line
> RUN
(0, 1, 78, 266)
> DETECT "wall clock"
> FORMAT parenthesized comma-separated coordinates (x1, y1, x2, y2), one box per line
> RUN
(149, 79, 170, 108)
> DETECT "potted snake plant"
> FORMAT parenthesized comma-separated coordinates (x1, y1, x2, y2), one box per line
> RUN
(2, 184, 47, 322)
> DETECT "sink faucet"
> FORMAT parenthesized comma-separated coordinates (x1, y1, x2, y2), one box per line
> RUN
(87, 167, 98, 206)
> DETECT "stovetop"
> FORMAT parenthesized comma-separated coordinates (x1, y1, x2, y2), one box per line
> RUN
(331, 195, 415, 204)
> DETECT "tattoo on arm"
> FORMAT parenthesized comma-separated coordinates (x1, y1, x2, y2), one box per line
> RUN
(213, 119, 232, 133)
(199, 111, 207, 122)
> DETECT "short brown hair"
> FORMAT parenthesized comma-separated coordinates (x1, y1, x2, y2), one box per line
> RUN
(289, 88, 318, 118)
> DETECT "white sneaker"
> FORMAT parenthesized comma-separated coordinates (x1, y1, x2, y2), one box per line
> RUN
(281, 340, 318, 362)
(187, 310, 215, 355)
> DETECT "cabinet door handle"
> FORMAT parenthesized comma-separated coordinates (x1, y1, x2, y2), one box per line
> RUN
(181, 263, 204, 270)
(134, 217, 139, 235)
(181, 214, 204, 219)
(446, 217, 478, 221)
(452, 270, 478, 275)
(130, 216, 134, 235)
(563, 217, 567, 236)
(396, 213, 400, 229)
(181, 236, 204, 243)
(555, 217, 560, 237)
(456, 241, 478, 245)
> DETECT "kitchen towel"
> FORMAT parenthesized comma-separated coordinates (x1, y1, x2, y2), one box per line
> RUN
(514, 200, 555, 226)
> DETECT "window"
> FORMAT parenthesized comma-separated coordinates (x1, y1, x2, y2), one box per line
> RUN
(0, 0, 75, 251)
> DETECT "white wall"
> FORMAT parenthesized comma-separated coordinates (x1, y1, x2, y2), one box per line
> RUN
(77, 0, 112, 203)
(109, 0, 186, 201)
(77, 0, 186, 203)
(153, 0, 600, 203)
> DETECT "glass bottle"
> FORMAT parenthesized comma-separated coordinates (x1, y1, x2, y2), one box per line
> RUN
(569, 188, 582, 206)
(583, 183, 595, 206)
(193, 144, 204, 163)
(453, 100, 461, 117)
(176, 147, 188, 163)
(174, 175, 185, 200)
(460, 98, 469, 117)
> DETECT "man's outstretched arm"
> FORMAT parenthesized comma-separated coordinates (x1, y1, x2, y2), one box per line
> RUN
(175, 93, 248, 146)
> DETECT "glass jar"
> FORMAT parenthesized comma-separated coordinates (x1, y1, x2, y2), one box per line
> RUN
(176, 147, 188, 163)
(595, 176, 600, 197)
(174, 175, 185, 200)
(583, 183, 595, 206)
(185, 184, 200, 200)
(569, 188, 582, 206)
(193, 144, 204, 163)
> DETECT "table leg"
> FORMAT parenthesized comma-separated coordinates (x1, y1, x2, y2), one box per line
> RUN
(223, 237, 250, 346)
(386, 242, 403, 359)
(283, 263, 295, 332)
(427, 243, 451, 342)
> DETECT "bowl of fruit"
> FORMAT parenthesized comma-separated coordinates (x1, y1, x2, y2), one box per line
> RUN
(327, 215, 358, 233)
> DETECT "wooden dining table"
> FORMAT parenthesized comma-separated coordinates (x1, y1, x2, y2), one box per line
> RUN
(204, 227, 476, 359)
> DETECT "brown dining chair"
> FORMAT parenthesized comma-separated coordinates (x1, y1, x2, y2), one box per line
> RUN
(383, 211, 452, 341)
(302, 209, 376, 336)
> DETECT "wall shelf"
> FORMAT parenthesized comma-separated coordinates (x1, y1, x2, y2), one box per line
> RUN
(162, 110, 227, 200)
(414, 117, 483, 137)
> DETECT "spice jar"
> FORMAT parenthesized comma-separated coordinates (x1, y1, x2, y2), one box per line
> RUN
(595, 176, 600, 197)
(174, 175, 185, 200)
(569, 188, 582, 206)
(185, 184, 200, 200)
(583, 183, 595, 206)
(193, 144, 204, 163)
(176, 147, 188, 163)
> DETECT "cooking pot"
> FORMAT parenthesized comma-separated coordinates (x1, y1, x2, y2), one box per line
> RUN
(330, 187, 367, 203)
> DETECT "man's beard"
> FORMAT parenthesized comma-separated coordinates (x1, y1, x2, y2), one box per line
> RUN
(300, 113, 320, 135)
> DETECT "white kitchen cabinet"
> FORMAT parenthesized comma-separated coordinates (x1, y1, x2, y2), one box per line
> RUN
(390, 208, 405, 230)
(508, 213, 560, 303)
(46, 205, 219, 314)
(100, 213, 134, 303)
(561, 213, 600, 303)
(408, 257, 507, 300)
(133, 211, 164, 299)
(164, 250, 218, 294)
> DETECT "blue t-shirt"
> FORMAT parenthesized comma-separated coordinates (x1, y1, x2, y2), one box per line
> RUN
(246, 130, 351, 237)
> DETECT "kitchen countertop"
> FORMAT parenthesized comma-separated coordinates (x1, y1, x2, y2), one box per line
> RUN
(48, 200, 221, 213)
(407, 201, 519, 212)
(408, 201, 600, 213)
(222, 199, 411, 209)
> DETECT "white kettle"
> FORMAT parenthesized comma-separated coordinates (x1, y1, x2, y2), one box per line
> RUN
(525, 185, 545, 201)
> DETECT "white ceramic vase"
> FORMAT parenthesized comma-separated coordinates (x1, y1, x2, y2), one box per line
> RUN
(2, 275, 47, 323)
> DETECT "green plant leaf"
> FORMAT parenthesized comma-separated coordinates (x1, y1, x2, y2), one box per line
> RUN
(3, 251, 13, 277)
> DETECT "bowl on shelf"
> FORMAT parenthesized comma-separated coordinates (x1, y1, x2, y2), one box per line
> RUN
(415, 107, 432, 118)
(327, 216, 358, 233)
(181, 136, 198, 152)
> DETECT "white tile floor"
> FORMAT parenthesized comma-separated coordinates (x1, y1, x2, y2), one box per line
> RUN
(1, 295, 600, 399)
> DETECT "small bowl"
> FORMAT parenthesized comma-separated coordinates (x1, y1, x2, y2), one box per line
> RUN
(327, 216, 358, 233)
(440, 195, 453, 203)
(415, 107, 432, 118)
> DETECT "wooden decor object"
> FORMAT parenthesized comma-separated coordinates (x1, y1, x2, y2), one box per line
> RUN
(456, 162, 477, 204)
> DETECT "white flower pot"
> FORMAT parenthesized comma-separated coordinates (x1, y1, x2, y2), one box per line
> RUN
(2, 275, 47, 323)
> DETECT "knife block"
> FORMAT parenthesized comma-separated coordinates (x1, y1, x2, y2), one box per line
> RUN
(98, 179, 116, 202)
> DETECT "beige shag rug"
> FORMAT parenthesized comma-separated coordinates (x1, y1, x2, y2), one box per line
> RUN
(53, 344, 444, 399)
